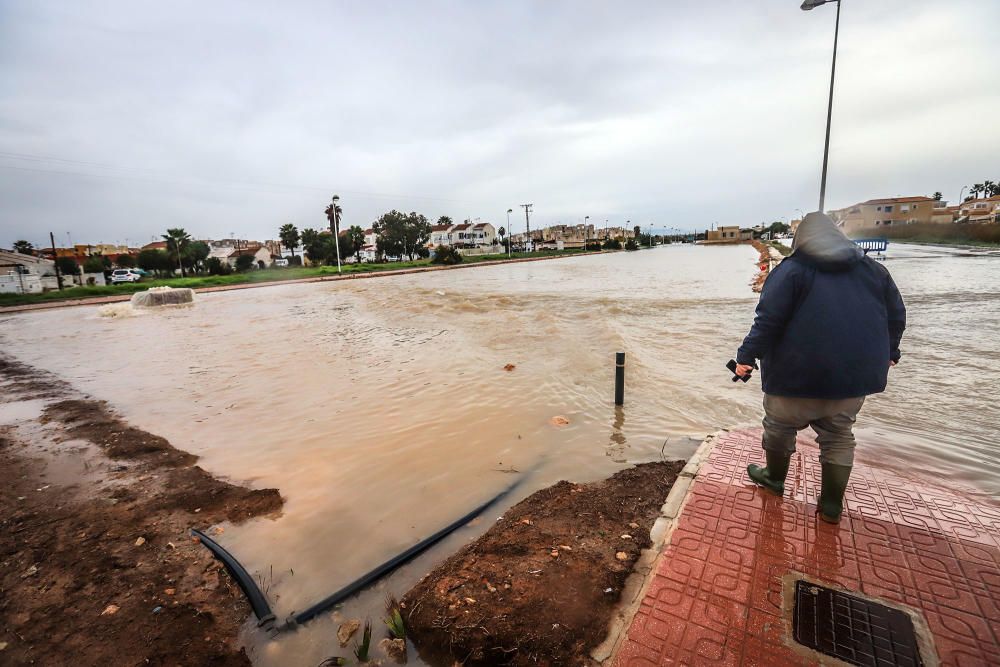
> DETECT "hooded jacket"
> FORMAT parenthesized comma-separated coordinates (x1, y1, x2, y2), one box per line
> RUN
(736, 212, 906, 399)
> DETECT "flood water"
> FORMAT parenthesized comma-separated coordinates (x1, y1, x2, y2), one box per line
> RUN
(1, 242, 998, 665)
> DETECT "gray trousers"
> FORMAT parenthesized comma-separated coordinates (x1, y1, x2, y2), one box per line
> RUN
(761, 394, 866, 467)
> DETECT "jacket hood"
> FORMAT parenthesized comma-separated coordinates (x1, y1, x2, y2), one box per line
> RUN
(791, 211, 863, 269)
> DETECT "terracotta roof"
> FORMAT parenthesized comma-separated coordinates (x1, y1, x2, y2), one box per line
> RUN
(430, 224, 451, 232)
(961, 195, 1000, 205)
(861, 196, 935, 205)
(451, 223, 471, 231)
(471, 223, 490, 230)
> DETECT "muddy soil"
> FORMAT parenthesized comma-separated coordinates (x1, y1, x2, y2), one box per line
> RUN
(0, 355, 283, 666)
(401, 460, 685, 666)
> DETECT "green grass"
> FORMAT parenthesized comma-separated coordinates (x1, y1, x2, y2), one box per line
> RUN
(0, 249, 594, 307)
(768, 241, 793, 257)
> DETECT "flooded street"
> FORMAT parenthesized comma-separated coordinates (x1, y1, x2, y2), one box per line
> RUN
(1, 243, 998, 665)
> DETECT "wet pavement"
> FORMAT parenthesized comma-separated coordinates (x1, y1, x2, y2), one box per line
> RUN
(613, 429, 1000, 666)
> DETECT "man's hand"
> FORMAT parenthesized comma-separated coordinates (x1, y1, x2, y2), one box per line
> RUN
(735, 363, 755, 377)
(889, 360, 897, 367)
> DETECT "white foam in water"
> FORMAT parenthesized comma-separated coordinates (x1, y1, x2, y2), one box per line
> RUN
(98, 303, 138, 318)
(130, 286, 195, 308)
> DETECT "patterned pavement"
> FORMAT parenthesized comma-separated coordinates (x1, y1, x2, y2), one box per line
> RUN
(613, 429, 1000, 666)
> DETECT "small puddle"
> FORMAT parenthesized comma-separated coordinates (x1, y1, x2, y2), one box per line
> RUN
(0, 398, 50, 425)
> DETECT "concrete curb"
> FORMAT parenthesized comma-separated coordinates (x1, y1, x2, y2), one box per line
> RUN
(0, 250, 611, 314)
(590, 430, 725, 664)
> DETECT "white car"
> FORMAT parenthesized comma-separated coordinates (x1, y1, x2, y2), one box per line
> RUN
(110, 269, 142, 284)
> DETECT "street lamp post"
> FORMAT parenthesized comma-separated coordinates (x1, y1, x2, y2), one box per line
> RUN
(584, 215, 590, 251)
(958, 185, 968, 206)
(802, 0, 841, 213)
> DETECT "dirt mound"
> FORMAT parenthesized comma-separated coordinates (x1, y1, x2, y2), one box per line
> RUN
(401, 460, 684, 666)
(43, 399, 197, 466)
(0, 358, 283, 666)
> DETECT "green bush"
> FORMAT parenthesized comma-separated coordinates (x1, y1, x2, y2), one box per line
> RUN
(431, 245, 463, 265)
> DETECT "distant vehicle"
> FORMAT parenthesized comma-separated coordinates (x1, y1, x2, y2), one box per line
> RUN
(110, 269, 142, 283)
(273, 258, 289, 267)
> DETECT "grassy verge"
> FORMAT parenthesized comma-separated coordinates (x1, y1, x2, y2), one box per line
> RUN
(0, 249, 591, 307)
(850, 222, 1000, 248)
(768, 241, 792, 257)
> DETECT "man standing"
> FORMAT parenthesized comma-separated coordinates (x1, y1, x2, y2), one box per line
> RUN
(735, 212, 906, 523)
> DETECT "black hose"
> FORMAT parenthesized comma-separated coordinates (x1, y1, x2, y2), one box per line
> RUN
(191, 480, 521, 633)
(191, 528, 276, 630)
(283, 481, 519, 630)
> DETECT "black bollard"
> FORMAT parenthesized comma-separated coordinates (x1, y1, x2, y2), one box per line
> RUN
(615, 352, 625, 406)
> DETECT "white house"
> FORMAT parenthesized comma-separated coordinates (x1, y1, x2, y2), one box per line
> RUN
(0, 249, 58, 294)
(428, 222, 497, 249)
(225, 245, 272, 269)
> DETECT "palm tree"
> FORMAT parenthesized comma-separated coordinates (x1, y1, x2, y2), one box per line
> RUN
(932, 191, 942, 201)
(278, 223, 300, 260)
(12, 240, 34, 255)
(984, 180, 997, 198)
(324, 200, 342, 236)
(971, 183, 984, 199)
(162, 228, 191, 277)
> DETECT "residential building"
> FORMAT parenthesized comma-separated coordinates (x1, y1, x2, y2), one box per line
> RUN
(0, 249, 58, 294)
(831, 196, 937, 234)
(428, 222, 497, 249)
(705, 226, 740, 242)
(958, 195, 1000, 223)
(931, 205, 960, 224)
(225, 244, 272, 269)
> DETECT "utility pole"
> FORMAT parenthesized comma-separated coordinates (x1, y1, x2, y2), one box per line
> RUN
(50, 231, 63, 290)
(520, 204, 533, 252)
(506, 208, 512, 258)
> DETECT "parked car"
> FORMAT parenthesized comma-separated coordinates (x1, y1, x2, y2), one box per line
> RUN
(273, 258, 289, 267)
(110, 269, 142, 284)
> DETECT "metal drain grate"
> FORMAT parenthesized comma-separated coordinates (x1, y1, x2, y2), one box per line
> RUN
(793, 580, 924, 666)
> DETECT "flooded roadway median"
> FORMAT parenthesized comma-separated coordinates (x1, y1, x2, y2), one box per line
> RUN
(1, 242, 997, 665)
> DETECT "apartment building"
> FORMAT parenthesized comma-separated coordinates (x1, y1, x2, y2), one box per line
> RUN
(958, 195, 1000, 223)
(831, 196, 937, 234)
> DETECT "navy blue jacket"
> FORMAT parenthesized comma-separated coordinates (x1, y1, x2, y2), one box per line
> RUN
(737, 244, 906, 399)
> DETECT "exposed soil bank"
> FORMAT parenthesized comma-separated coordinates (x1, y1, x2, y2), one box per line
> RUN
(401, 460, 685, 666)
(0, 355, 283, 665)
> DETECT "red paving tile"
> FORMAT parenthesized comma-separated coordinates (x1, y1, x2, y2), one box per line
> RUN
(614, 429, 1000, 666)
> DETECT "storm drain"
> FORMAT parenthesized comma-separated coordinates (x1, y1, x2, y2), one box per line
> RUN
(793, 580, 924, 666)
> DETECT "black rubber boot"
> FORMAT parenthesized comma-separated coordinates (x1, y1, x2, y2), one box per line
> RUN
(747, 451, 790, 496)
(816, 463, 852, 523)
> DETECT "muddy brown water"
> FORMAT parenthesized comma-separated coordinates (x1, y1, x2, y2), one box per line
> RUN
(1, 243, 997, 666)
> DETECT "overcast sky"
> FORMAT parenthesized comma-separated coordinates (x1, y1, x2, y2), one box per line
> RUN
(1, 0, 998, 248)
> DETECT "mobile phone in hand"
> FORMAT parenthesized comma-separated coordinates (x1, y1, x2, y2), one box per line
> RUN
(726, 359, 752, 383)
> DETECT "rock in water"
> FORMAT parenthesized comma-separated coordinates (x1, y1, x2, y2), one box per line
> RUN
(130, 286, 194, 308)
(379, 638, 407, 664)
(337, 619, 361, 647)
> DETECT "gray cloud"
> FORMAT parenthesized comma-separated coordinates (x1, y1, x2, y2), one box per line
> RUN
(2, 0, 998, 248)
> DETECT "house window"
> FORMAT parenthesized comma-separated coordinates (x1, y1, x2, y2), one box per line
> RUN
(884, 205, 893, 212)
